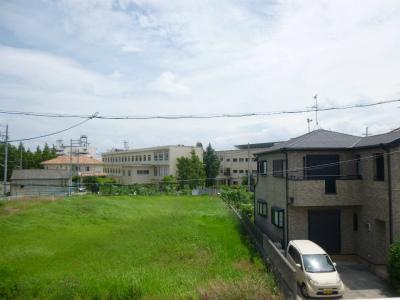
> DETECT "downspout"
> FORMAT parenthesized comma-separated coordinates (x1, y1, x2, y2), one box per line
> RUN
(385, 147, 393, 244)
(285, 150, 289, 248)
(253, 157, 258, 223)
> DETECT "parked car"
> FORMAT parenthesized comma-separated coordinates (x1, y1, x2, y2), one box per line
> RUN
(286, 240, 344, 298)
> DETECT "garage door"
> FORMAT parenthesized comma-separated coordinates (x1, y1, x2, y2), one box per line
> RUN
(308, 210, 341, 253)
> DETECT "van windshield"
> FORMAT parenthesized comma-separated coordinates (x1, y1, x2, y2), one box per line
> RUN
(302, 254, 335, 273)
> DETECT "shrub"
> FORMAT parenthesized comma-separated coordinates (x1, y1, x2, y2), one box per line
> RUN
(389, 241, 400, 290)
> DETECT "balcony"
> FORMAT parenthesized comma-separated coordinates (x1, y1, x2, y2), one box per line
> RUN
(288, 176, 362, 207)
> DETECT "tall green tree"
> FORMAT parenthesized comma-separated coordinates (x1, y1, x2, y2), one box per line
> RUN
(203, 143, 220, 186)
(177, 151, 206, 189)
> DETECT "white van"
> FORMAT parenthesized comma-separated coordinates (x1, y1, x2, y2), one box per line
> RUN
(286, 240, 344, 298)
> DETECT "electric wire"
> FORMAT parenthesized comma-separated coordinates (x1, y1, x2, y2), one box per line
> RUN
(0, 98, 398, 120)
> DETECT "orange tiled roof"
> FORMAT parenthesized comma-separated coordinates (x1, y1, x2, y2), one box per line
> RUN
(41, 155, 103, 165)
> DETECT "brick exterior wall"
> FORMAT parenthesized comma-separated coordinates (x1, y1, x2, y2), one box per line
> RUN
(254, 145, 400, 265)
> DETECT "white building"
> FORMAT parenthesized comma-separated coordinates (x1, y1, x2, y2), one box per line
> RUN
(216, 143, 277, 185)
(55, 135, 98, 158)
(102, 145, 203, 184)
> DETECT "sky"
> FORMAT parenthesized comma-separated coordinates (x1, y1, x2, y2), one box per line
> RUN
(0, 0, 400, 154)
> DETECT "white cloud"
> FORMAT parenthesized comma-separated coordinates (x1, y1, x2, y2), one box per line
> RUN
(0, 0, 400, 152)
(148, 71, 190, 95)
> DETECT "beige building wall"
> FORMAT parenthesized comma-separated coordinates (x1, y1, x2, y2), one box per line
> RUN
(102, 145, 203, 184)
(217, 148, 266, 185)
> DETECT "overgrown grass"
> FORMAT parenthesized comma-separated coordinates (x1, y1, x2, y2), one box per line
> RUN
(0, 195, 279, 299)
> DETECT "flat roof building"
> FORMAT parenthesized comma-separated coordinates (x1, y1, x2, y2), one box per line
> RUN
(102, 145, 203, 184)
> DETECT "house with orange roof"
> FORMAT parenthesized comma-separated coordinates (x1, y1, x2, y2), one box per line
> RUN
(41, 155, 104, 177)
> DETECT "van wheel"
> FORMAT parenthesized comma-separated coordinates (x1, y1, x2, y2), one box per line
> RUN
(301, 283, 309, 298)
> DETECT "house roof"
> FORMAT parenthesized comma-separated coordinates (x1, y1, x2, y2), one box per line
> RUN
(255, 128, 400, 155)
(11, 169, 70, 180)
(234, 142, 278, 150)
(41, 155, 102, 165)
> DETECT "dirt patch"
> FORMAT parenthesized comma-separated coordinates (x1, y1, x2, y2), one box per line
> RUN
(198, 277, 282, 300)
(233, 259, 254, 272)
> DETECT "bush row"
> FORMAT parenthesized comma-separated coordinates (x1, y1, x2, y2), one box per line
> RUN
(220, 186, 254, 219)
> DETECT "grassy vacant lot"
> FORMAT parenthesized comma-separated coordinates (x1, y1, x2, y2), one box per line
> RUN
(0, 195, 278, 299)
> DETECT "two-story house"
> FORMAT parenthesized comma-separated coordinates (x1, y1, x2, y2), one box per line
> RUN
(254, 129, 400, 265)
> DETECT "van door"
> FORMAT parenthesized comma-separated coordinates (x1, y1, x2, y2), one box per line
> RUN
(287, 245, 303, 283)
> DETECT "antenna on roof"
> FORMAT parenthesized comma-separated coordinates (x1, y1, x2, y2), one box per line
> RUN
(312, 94, 319, 128)
(123, 140, 129, 150)
(307, 118, 313, 133)
(365, 127, 369, 137)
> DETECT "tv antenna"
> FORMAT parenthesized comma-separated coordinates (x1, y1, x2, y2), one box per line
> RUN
(312, 94, 320, 128)
(307, 118, 313, 133)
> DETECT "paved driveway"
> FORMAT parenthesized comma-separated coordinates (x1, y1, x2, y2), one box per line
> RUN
(297, 257, 398, 299)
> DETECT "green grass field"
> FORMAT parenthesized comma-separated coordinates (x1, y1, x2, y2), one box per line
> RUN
(0, 195, 278, 299)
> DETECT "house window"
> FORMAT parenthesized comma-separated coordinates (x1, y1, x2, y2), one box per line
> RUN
(273, 160, 284, 177)
(86, 166, 90, 171)
(148, 155, 151, 161)
(355, 154, 361, 178)
(245, 158, 249, 162)
(374, 153, 384, 181)
(165, 152, 169, 160)
(144, 155, 146, 161)
(271, 207, 284, 228)
(353, 213, 358, 232)
(233, 158, 237, 162)
(233, 170, 238, 174)
(154, 153, 158, 161)
(128, 170, 131, 176)
(259, 160, 267, 175)
(154, 167, 157, 176)
(139, 155, 142, 161)
(239, 158, 244, 162)
(239, 170, 244, 174)
(257, 201, 268, 218)
(226, 158, 230, 162)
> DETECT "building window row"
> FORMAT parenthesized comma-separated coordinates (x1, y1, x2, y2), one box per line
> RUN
(137, 170, 150, 175)
(154, 151, 169, 161)
(104, 168, 121, 174)
(103, 154, 154, 163)
(225, 157, 249, 162)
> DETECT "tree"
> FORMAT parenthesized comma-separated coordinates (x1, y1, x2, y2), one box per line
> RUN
(162, 175, 177, 193)
(177, 151, 206, 189)
(241, 174, 255, 187)
(203, 143, 220, 186)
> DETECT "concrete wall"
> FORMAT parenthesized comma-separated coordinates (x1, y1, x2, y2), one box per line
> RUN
(10, 179, 69, 196)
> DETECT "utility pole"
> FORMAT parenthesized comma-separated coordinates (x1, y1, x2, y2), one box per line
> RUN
(307, 118, 313, 133)
(247, 143, 251, 192)
(19, 142, 23, 169)
(3, 125, 8, 195)
(365, 127, 369, 137)
(69, 139, 73, 196)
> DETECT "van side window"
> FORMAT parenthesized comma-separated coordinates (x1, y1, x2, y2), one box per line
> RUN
(288, 245, 302, 265)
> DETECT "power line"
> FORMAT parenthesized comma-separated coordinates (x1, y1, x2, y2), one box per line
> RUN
(0, 98, 399, 120)
(7, 113, 98, 143)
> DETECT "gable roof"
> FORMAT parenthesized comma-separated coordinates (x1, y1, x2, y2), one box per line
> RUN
(11, 169, 70, 180)
(41, 155, 102, 165)
(255, 128, 400, 155)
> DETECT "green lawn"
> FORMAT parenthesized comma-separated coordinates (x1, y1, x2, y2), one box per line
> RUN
(0, 195, 278, 299)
